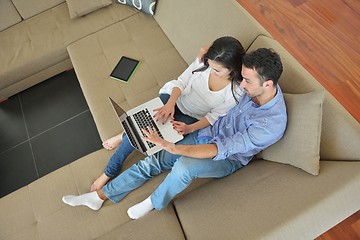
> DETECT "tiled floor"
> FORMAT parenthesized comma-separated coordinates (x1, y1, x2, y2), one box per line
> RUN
(0, 70, 103, 198)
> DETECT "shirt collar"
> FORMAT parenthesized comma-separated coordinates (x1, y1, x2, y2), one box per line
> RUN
(244, 85, 282, 110)
(259, 85, 282, 110)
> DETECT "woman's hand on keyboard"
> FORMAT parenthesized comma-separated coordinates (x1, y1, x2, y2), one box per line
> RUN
(153, 102, 175, 125)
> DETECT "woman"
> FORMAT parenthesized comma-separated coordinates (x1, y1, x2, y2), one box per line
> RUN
(90, 36, 245, 192)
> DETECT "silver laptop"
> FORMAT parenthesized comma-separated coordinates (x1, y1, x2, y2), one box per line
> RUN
(109, 97, 183, 156)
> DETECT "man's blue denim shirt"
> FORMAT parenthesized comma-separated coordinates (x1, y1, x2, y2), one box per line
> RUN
(197, 85, 287, 166)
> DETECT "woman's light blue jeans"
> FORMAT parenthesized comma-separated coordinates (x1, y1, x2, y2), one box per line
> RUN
(102, 131, 244, 210)
(104, 94, 198, 178)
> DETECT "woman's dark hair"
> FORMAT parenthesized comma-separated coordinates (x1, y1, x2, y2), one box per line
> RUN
(192, 36, 245, 102)
(242, 48, 283, 86)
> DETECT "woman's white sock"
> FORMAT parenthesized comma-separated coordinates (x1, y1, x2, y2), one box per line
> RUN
(127, 196, 154, 219)
(62, 192, 104, 211)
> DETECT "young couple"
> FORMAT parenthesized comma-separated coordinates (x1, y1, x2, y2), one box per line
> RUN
(62, 36, 287, 220)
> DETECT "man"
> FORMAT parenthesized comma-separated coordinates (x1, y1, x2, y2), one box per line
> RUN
(62, 48, 287, 220)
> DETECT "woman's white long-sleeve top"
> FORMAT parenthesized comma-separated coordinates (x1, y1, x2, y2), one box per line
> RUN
(159, 58, 243, 125)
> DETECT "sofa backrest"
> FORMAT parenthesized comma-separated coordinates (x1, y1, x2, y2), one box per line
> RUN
(249, 36, 360, 161)
(154, 0, 270, 65)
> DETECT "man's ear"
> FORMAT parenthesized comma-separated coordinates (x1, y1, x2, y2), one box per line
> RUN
(264, 79, 274, 88)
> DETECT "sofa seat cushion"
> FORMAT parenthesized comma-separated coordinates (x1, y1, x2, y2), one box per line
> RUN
(96, 206, 185, 240)
(67, 13, 188, 140)
(0, 186, 38, 239)
(34, 149, 184, 240)
(11, 0, 65, 20)
(0, 3, 137, 99)
(174, 159, 360, 240)
(0, 149, 107, 239)
(0, 149, 161, 239)
(0, 145, 212, 239)
(0, 0, 22, 31)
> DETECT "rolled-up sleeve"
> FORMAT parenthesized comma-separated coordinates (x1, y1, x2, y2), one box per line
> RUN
(211, 131, 255, 161)
(211, 116, 286, 161)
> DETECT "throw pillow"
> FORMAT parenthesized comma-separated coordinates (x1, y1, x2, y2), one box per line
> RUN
(262, 91, 325, 175)
(117, 0, 157, 16)
(66, 0, 112, 19)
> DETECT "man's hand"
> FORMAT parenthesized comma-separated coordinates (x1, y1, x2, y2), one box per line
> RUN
(143, 127, 218, 158)
(142, 127, 175, 152)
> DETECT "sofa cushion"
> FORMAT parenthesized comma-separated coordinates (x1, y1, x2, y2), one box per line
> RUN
(248, 35, 360, 161)
(116, 0, 157, 16)
(0, 3, 137, 99)
(0, 148, 186, 240)
(262, 91, 325, 175)
(174, 160, 360, 240)
(96, 206, 185, 240)
(0, 0, 22, 31)
(66, 0, 113, 19)
(0, 186, 37, 239)
(11, 0, 65, 19)
(67, 13, 188, 141)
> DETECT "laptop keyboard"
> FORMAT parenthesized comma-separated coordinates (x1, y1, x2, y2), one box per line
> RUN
(133, 108, 163, 148)
(122, 121, 139, 149)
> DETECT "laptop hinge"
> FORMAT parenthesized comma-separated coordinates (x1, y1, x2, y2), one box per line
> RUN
(126, 117, 147, 153)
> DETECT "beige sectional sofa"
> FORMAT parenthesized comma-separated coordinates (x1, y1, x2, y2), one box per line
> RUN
(0, 0, 137, 100)
(1, 0, 359, 239)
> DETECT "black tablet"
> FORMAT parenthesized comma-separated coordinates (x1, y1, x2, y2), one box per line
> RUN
(110, 56, 140, 83)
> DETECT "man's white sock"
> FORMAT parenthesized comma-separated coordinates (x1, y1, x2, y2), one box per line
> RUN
(62, 192, 104, 211)
(127, 196, 154, 219)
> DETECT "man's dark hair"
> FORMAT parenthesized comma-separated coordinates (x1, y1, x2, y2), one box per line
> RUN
(242, 48, 283, 85)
